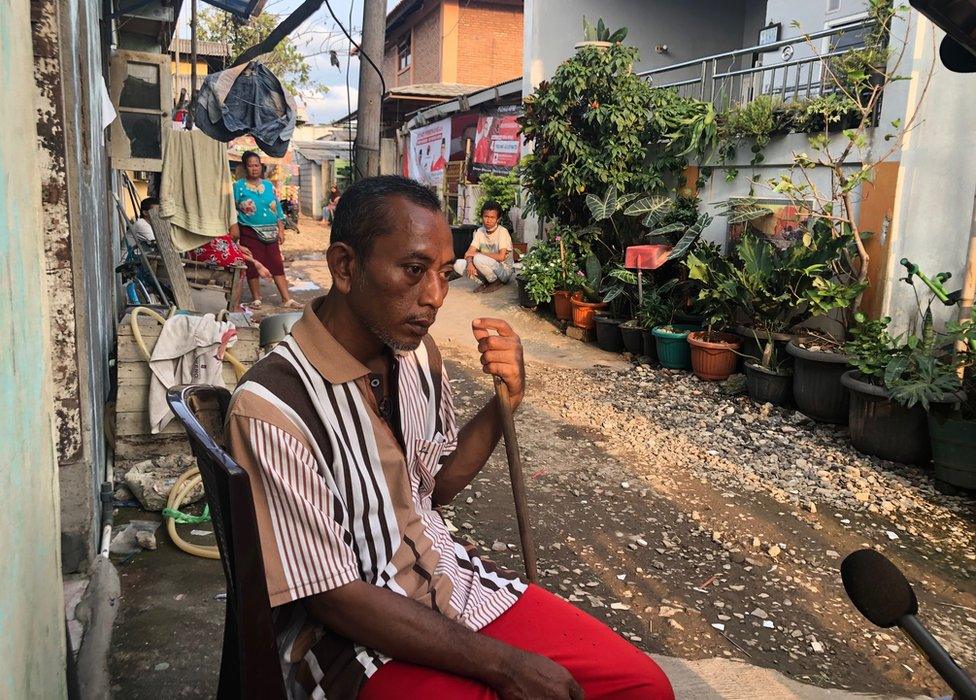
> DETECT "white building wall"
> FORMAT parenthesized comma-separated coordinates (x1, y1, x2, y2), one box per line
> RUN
(881, 15, 976, 333)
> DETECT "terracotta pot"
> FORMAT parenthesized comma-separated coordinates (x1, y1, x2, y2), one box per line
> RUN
(553, 291, 582, 321)
(688, 331, 741, 381)
(570, 297, 608, 330)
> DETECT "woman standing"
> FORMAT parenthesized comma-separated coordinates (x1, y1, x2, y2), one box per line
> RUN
(233, 151, 302, 310)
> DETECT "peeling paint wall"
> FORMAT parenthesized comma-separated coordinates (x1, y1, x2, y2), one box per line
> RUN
(31, 0, 116, 573)
(1, 0, 69, 696)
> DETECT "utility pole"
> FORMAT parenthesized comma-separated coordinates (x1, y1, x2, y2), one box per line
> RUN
(187, 0, 198, 130)
(354, 0, 386, 178)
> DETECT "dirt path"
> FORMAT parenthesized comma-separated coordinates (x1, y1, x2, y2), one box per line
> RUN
(436, 349, 975, 698)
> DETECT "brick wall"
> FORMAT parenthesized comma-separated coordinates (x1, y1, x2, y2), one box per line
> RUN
(456, 1, 522, 86)
(382, 43, 399, 89)
(411, 5, 442, 84)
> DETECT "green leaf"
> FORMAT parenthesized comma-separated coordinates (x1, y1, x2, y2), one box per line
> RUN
(668, 228, 701, 261)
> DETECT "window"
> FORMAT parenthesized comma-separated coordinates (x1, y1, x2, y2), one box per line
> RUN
(109, 50, 172, 171)
(826, 14, 871, 53)
(398, 39, 412, 72)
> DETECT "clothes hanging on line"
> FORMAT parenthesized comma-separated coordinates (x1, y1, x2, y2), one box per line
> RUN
(193, 60, 297, 158)
(159, 129, 238, 252)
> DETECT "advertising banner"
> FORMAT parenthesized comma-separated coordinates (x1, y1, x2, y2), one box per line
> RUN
(472, 104, 522, 177)
(407, 117, 452, 186)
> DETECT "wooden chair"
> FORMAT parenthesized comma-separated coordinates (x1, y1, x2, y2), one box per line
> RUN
(166, 385, 287, 699)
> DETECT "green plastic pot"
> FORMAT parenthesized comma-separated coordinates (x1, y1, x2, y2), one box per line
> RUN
(929, 413, 976, 491)
(652, 324, 697, 370)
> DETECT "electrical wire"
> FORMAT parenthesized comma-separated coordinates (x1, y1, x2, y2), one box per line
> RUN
(324, 0, 387, 97)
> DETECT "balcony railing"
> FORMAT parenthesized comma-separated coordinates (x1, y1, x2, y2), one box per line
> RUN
(637, 20, 875, 109)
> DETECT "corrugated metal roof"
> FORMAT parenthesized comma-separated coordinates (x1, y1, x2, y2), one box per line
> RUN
(168, 38, 231, 57)
(387, 82, 486, 98)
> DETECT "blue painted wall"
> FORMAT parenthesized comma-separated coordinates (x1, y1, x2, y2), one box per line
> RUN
(0, 0, 69, 695)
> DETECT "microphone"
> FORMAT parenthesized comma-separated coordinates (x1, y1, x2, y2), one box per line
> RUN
(841, 549, 976, 700)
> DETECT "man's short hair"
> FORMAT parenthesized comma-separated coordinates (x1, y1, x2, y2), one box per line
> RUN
(140, 197, 159, 215)
(331, 176, 441, 259)
(480, 199, 502, 217)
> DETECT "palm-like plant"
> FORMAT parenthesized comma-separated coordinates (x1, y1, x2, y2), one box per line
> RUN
(687, 221, 864, 369)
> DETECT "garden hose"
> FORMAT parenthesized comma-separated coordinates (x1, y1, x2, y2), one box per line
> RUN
(164, 466, 219, 560)
(128, 306, 245, 559)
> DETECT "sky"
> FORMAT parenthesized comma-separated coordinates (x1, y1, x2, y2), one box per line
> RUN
(182, 0, 399, 123)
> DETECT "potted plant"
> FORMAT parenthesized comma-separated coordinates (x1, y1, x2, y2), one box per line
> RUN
(681, 241, 739, 381)
(927, 312, 976, 490)
(699, 217, 862, 406)
(596, 264, 637, 353)
(786, 333, 852, 424)
(841, 312, 962, 465)
(550, 233, 583, 322)
(652, 323, 698, 370)
(571, 254, 608, 330)
(517, 241, 560, 309)
(575, 16, 628, 52)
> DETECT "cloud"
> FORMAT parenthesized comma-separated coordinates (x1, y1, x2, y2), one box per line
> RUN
(303, 85, 359, 123)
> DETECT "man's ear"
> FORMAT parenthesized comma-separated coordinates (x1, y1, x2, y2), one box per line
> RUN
(327, 242, 358, 294)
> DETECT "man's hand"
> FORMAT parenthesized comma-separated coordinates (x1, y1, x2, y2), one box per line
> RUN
(466, 260, 477, 279)
(472, 318, 524, 411)
(496, 649, 583, 700)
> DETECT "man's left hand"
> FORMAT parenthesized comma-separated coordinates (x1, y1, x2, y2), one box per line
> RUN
(472, 318, 524, 411)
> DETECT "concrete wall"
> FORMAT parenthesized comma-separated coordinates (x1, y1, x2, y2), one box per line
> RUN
(1, 0, 68, 696)
(523, 0, 758, 93)
(881, 14, 976, 333)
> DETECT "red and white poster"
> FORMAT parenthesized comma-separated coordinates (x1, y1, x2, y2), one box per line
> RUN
(472, 105, 522, 177)
(407, 117, 452, 186)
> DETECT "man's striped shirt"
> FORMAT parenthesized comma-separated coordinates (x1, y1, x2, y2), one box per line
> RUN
(225, 298, 525, 698)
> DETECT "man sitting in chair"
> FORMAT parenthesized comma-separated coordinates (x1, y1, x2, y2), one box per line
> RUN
(226, 176, 673, 699)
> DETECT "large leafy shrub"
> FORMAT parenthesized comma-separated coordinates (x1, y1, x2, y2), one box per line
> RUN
(519, 42, 658, 227)
(475, 171, 520, 232)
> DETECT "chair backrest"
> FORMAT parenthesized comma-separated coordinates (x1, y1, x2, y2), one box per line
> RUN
(167, 384, 286, 699)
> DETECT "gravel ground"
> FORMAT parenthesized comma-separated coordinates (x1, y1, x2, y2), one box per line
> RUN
(440, 350, 976, 698)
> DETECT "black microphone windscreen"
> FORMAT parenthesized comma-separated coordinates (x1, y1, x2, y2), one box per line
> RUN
(841, 549, 918, 628)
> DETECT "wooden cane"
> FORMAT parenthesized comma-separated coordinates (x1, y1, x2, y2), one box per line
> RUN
(493, 376, 538, 584)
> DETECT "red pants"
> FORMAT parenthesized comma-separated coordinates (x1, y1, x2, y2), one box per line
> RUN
(359, 585, 674, 699)
(239, 226, 285, 280)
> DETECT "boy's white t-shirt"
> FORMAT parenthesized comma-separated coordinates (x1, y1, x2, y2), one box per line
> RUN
(470, 225, 513, 264)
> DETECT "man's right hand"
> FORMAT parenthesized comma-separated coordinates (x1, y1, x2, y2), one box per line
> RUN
(466, 261, 477, 279)
(495, 649, 584, 700)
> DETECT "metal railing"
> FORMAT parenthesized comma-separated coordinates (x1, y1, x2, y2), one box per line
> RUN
(637, 20, 875, 109)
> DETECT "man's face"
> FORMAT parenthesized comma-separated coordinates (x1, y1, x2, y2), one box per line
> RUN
(482, 209, 499, 230)
(245, 158, 262, 179)
(348, 197, 455, 352)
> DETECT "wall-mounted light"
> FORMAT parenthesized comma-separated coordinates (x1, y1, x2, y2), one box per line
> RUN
(655, 44, 669, 54)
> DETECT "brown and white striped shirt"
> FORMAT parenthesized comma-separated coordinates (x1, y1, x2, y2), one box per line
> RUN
(225, 298, 525, 698)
